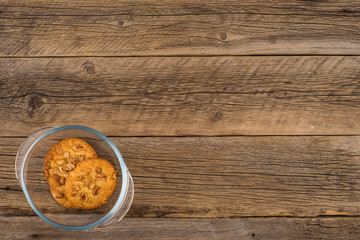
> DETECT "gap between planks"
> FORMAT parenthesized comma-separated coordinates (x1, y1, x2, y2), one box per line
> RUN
(1, 54, 360, 58)
(4, 135, 360, 139)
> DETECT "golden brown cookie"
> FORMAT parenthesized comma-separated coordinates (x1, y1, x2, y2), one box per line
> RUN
(43, 138, 98, 208)
(64, 158, 118, 209)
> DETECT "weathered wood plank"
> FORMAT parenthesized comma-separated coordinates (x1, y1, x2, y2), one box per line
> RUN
(1, 217, 360, 240)
(2, 136, 360, 217)
(1, 1, 360, 56)
(1, 57, 360, 136)
(2, 0, 360, 16)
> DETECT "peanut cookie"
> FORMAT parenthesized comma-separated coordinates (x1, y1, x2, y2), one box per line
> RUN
(64, 158, 118, 209)
(43, 138, 98, 208)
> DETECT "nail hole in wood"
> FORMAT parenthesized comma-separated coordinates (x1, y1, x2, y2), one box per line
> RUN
(342, 8, 353, 13)
(220, 33, 227, 40)
(214, 111, 222, 120)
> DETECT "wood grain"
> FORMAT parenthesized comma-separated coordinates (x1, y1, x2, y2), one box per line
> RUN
(3, 136, 360, 217)
(1, 56, 360, 136)
(2, 216, 360, 240)
(1, 1, 360, 56)
(2, 0, 360, 16)
(2, 0, 359, 238)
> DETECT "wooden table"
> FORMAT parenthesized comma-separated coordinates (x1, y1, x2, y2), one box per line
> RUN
(1, 1, 360, 239)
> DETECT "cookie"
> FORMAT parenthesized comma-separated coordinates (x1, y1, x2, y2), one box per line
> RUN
(43, 138, 98, 208)
(64, 158, 118, 209)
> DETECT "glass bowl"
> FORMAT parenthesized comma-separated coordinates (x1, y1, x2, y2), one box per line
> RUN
(15, 125, 134, 230)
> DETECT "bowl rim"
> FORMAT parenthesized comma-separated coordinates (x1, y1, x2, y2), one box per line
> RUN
(20, 125, 129, 231)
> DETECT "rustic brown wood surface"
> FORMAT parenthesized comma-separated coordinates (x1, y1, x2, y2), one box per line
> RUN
(2, 136, 360, 218)
(1, 0, 360, 239)
(1, 0, 360, 56)
(2, 217, 360, 240)
(1, 56, 360, 136)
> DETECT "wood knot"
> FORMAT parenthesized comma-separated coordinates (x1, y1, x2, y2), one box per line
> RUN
(82, 61, 96, 75)
(83, 64, 96, 75)
(27, 93, 45, 115)
(214, 111, 223, 121)
(87, 65, 95, 75)
(118, 20, 124, 27)
(220, 33, 227, 41)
